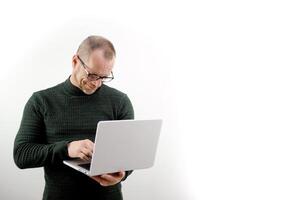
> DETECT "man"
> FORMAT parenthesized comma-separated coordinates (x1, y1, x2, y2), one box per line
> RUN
(13, 35, 134, 200)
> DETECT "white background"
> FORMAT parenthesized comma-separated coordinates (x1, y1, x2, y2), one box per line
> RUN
(0, 0, 301, 199)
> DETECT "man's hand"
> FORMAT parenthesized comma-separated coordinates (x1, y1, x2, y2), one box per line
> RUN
(67, 139, 94, 160)
(91, 171, 125, 187)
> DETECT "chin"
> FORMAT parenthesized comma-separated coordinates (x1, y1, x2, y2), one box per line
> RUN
(80, 81, 97, 95)
(83, 89, 96, 95)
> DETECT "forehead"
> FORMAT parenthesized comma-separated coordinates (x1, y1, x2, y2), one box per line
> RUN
(88, 49, 114, 74)
(89, 49, 114, 65)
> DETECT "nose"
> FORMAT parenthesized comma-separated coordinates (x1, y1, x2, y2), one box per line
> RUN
(90, 79, 101, 86)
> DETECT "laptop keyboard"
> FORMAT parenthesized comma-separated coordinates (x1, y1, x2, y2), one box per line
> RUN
(79, 163, 91, 170)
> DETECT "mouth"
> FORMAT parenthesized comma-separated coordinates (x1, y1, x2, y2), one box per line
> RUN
(81, 80, 95, 90)
(86, 84, 96, 90)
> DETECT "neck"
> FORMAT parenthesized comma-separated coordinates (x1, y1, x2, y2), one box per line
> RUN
(70, 74, 80, 88)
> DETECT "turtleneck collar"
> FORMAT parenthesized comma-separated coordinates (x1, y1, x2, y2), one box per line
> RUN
(62, 76, 103, 96)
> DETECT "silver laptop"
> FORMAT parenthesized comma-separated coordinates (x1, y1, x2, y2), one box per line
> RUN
(63, 119, 163, 176)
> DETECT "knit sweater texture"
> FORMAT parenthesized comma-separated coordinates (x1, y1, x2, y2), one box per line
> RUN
(13, 77, 134, 200)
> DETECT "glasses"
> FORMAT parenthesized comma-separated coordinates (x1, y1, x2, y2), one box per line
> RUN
(77, 55, 114, 82)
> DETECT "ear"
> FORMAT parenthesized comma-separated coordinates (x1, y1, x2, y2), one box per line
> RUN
(72, 55, 78, 69)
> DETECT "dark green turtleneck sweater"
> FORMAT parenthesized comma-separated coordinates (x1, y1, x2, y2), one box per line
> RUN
(13, 77, 134, 200)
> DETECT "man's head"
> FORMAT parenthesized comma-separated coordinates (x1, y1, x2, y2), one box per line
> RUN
(70, 35, 116, 95)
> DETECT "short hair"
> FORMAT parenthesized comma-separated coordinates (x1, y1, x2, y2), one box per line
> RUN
(77, 35, 116, 61)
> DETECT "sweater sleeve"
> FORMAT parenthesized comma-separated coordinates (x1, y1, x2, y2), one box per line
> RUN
(118, 94, 135, 181)
(117, 94, 134, 120)
(13, 93, 69, 169)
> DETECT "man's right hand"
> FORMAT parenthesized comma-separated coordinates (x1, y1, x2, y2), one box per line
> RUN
(67, 139, 94, 160)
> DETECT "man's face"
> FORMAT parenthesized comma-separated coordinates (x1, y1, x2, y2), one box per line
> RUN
(72, 49, 114, 95)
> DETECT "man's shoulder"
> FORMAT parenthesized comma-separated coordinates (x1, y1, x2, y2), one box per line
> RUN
(31, 81, 65, 99)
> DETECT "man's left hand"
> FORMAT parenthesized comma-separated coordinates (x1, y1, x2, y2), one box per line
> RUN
(91, 171, 125, 187)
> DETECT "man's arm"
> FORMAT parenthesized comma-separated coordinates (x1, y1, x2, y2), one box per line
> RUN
(13, 93, 69, 169)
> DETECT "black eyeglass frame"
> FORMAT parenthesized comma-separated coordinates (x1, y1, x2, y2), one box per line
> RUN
(77, 55, 114, 82)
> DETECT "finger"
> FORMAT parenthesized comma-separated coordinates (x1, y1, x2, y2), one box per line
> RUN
(91, 176, 111, 186)
(90, 176, 101, 182)
(108, 171, 125, 178)
(81, 147, 93, 158)
(100, 174, 117, 182)
(118, 171, 125, 178)
(101, 172, 124, 182)
(84, 139, 94, 151)
(79, 152, 90, 161)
